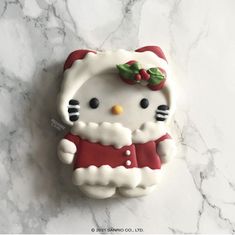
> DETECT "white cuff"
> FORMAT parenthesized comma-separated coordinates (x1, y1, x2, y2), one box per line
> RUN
(57, 139, 77, 164)
(157, 139, 176, 164)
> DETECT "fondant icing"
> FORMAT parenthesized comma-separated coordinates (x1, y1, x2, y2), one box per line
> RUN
(57, 46, 176, 198)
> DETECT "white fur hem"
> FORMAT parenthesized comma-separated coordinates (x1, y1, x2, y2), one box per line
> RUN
(72, 165, 162, 188)
(71, 121, 166, 148)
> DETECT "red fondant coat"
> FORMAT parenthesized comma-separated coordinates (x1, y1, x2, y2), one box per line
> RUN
(65, 133, 171, 170)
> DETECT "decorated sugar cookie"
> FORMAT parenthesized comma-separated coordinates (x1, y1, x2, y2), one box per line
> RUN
(57, 46, 176, 199)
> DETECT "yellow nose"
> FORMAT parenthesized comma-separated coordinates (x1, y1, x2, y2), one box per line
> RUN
(111, 105, 123, 115)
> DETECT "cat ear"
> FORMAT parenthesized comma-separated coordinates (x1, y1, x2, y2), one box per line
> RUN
(135, 46, 167, 62)
(63, 49, 97, 71)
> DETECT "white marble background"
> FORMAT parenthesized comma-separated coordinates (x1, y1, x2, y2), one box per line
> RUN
(0, 0, 235, 233)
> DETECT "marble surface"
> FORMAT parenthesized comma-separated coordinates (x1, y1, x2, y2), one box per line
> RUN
(0, 0, 235, 233)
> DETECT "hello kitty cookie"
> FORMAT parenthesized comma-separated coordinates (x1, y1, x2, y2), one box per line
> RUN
(57, 46, 176, 199)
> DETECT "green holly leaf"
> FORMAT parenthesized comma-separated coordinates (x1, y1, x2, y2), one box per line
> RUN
(130, 62, 141, 71)
(116, 64, 134, 79)
(148, 77, 162, 85)
(148, 68, 158, 75)
(148, 67, 165, 85)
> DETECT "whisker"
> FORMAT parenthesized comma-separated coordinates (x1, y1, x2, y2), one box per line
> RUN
(68, 108, 79, 113)
(69, 115, 79, 121)
(69, 99, 79, 105)
(157, 105, 169, 111)
(156, 117, 166, 121)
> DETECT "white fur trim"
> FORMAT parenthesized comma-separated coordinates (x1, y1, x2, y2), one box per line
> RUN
(118, 185, 156, 197)
(58, 152, 74, 165)
(71, 121, 166, 148)
(71, 122, 132, 149)
(58, 49, 169, 125)
(157, 138, 176, 164)
(57, 139, 77, 164)
(79, 185, 116, 199)
(58, 139, 76, 153)
(132, 122, 166, 144)
(72, 165, 162, 188)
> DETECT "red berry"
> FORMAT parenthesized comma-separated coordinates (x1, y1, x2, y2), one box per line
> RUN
(139, 69, 150, 80)
(134, 74, 142, 81)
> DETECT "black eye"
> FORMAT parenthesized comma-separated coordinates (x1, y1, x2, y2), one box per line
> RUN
(140, 98, 149, 109)
(89, 98, 99, 109)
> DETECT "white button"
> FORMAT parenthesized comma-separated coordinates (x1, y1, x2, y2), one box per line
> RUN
(125, 150, 131, 156)
(126, 160, 131, 166)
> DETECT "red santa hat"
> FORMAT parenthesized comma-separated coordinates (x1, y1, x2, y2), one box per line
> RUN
(58, 46, 173, 125)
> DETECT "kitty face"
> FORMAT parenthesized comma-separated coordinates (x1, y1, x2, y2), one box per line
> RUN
(67, 73, 170, 131)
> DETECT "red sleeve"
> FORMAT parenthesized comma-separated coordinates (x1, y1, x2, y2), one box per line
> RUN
(64, 133, 80, 148)
(155, 133, 171, 146)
